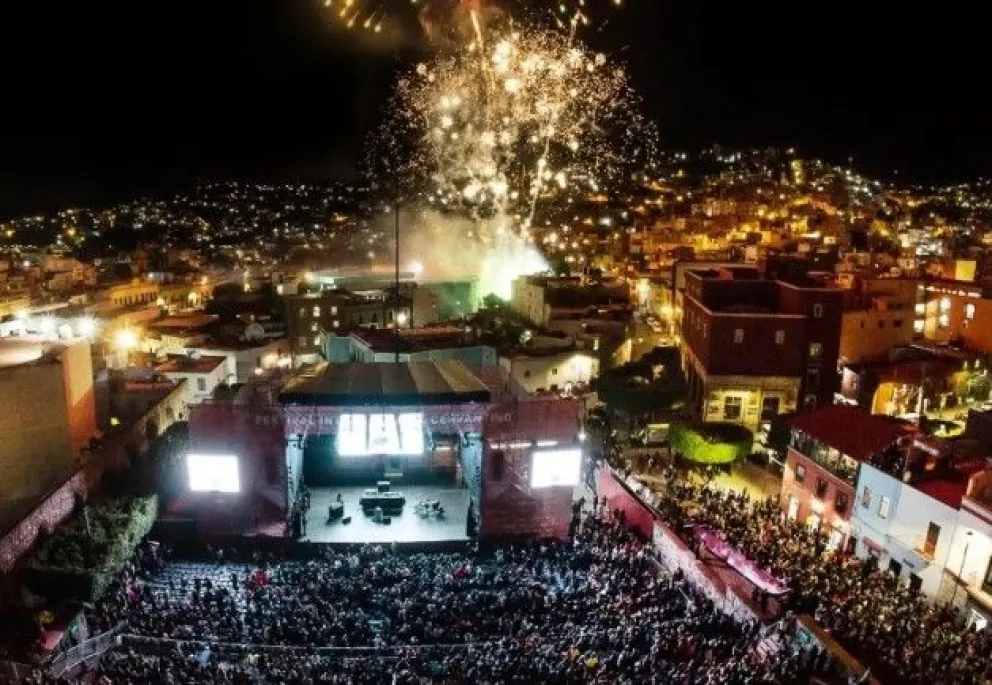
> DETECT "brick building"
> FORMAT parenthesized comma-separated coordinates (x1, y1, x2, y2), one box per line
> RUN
(782, 405, 913, 551)
(680, 264, 843, 428)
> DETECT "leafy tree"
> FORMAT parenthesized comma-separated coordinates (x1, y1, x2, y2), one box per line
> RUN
(668, 421, 753, 465)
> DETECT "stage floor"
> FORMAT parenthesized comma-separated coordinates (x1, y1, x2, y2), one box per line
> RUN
(301, 485, 470, 544)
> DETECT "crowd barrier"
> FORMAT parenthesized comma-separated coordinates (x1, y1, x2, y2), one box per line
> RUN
(0, 659, 32, 683)
(119, 633, 495, 658)
(47, 625, 123, 679)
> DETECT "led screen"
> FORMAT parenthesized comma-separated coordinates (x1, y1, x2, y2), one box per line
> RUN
(187, 454, 240, 493)
(530, 448, 582, 488)
(337, 412, 425, 456)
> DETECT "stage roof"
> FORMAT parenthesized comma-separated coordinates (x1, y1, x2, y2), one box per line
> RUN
(279, 360, 491, 406)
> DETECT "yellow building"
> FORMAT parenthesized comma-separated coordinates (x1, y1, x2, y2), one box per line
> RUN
(0, 337, 96, 524)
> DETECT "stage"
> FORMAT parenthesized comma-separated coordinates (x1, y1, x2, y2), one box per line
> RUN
(301, 485, 471, 544)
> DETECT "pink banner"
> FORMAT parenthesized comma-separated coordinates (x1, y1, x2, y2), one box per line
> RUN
(695, 525, 788, 596)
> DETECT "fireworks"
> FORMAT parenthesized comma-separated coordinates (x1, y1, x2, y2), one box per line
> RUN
(320, 0, 623, 41)
(363, 7, 651, 298)
(382, 21, 653, 225)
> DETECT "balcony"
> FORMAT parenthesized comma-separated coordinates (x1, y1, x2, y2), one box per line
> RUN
(790, 430, 859, 485)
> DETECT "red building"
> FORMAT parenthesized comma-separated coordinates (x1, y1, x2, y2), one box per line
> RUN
(680, 263, 843, 428)
(781, 405, 914, 551)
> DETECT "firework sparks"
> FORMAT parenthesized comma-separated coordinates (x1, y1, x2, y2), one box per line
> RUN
(383, 20, 653, 225)
(319, 0, 623, 41)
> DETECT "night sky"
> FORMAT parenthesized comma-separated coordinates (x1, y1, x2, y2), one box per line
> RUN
(0, 0, 988, 216)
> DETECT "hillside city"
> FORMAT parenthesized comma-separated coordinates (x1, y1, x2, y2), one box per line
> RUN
(2, 147, 992, 685)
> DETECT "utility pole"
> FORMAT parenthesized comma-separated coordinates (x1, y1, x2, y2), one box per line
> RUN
(395, 176, 401, 364)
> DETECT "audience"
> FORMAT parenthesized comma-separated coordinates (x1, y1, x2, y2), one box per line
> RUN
(29, 515, 811, 684)
(643, 463, 992, 685)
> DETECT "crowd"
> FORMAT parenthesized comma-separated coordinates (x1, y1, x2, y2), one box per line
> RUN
(22, 514, 822, 684)
(647, 464, 992, 685)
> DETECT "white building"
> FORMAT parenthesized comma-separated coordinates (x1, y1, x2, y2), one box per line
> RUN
(132, 352, 229, 404)
(498, 349, 598, 395)
(945, 469, 992, 629)
(851, 440, 980, 601)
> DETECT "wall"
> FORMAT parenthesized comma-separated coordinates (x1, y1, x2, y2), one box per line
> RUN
(887, 483, 959, 597)
(596, 468, 655, 540)
(161, 362, 228, 404)
(498, 352, 599, 394)
(0, 363, 73, 509)
(0, 471, 86, 573)
(480, 397, 579, 540)
(780, 448, 854, 548)
(840, 309, 914, 364)
(850, 463, 901, 557)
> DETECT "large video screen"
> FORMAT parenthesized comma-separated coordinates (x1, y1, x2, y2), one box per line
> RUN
(187, 453, 240, 493)
(531, 448, 582, 488)
(337, 412, 425, 456)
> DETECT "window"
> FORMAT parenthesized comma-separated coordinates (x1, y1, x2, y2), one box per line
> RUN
(966, 303, 976, 320)
(812, 303, 824, 318)
(809, 342, 822, 359)
(923, 522, 941, 557)
(860, 486, 871, 509)
(733, 328, 744, 344)
(939, 297, 951, 313)
(761, 396, 780, 418)
(314, 336, 320, 346)
(552, 368, 558, 376)
(807, 367, 820, 388)
(878, 320, 886, 329)
(332, 320, 340, 329)
(795, 464, 806, 484)
(939, 313, 950, 328)
(298, 307, 306, 318)
(878, 496, 890, 519)
(196, 378, 207, 392)
(331, 306, 338, 315)
(311, 322, 318, 332)
(775, 330, 785, 345)
(914, 319, 925, 334)
(815, 478, 829, 499)
(983, 557, 992, 594)
(298, 336, 307, 348)
(915, 302, 925, 316)
(893, 319, 903, 328)
(723, 396, 743, 421)
(835, 492, 849, 514)
(313, 306, 321, 317)
(803, 394, 817, 411)
(523, 370, 532, 379)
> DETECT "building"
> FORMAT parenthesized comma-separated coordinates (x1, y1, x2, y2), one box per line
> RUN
(945, 469, 992, 628)
(498, 348, 599, 395)
(324, 327, 497, 366)
(285, 289, 414, 361)
(510, 275, 631, 328)
(839, 278, 918, 365)
(101, 279, 160, 309)
(132, 352, 229, 403)
(681, 265, 843, 427)
(782, 405, 913, 551)
(851, 437, 980, 599)
(0, 337, 96, 528)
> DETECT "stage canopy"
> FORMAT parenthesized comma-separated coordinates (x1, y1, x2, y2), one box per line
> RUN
(279, 360, 491, 407)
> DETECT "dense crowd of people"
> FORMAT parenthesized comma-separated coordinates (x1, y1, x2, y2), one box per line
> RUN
(647, 464, 992, 685)
(22, 514, 824, 684)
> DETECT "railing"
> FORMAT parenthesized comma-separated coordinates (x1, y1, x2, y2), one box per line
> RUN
(0, 658, 32, 683)
(118, 634, 495, 657)
(47, 626, 123, 679)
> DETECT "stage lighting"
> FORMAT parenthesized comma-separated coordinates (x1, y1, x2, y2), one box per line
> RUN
(530, 448, 582, 489)
(186, 454, 241, 493)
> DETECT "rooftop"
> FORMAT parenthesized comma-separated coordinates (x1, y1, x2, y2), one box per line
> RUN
(280, 360, 491, 406)
(350, 327, 479, 354)
(0, 336, 79, 369)
(792, 405, 914, 462)
(132, 352, 227, 375)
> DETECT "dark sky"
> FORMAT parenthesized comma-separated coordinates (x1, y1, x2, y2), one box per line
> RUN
(0, 0, 988, 217)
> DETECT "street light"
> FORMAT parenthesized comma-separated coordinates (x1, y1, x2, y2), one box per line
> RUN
(950, 530, 974, 608)
(76, 317, 96, 338)
(396, 311, 409, 327)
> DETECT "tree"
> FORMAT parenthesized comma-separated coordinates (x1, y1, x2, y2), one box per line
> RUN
(668, 421, 753, 465)
(482, 293, 506, 310)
